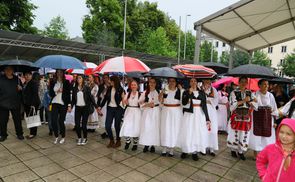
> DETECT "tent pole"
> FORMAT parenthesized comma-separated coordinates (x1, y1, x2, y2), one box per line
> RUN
(229, 45, 234, 70)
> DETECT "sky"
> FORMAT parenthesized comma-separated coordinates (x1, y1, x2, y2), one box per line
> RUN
(32, 0, 240, 38)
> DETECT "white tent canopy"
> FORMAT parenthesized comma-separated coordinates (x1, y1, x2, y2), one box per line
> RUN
(193, 0, 295, 65)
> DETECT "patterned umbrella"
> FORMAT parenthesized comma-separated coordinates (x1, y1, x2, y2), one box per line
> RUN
(173, 64, 217, 78)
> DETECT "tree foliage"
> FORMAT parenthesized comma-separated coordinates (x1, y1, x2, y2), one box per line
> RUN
(40, 16, 69, 40)
(281, 51, 295, 77)
(220, 49, 250, 68)
(199, 41, 218, 62)
(0, 0, 37, 33)
(251, 50, 271, 67)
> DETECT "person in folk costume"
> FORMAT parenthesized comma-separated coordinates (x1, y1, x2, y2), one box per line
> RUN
(178, 78, 211, 161)
(70, 75, 99, 145)
(99, 76, 125, 148)
(159, 78, 183, 157)
(216, 84, 229, 133)
(97, 74, 111, 139)
(227, 76, 258, 160)
(249, 79, 278, 160)
(279, 86, 295, 119)
(87, 74, 99, 132)
(139, 77, 161, 153)
(201, 78, 219, 156)
(120, 80, 141, 151)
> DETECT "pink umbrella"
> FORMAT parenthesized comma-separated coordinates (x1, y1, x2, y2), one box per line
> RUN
(213, 77, 260, 91)
(67, 62, 97, 75)
(65, 74, 73, 82)
(93, 56, 150, 73)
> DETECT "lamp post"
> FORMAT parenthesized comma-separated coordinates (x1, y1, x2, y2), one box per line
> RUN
(123, 0, 127, 50)
(177, 16, 181, 64)
(183, 14, 191, 60)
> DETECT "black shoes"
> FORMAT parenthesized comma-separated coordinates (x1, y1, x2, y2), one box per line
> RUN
(168, 153, 174, 157)
(124, 142, 131, 150)
(238, 153, 246, 160)
(0, 136, 7, 142)
(131, 145, 138, 151)
(101, 132, 108, 139)
(192, 153, 199, 161)
(210, 152, 216, 157)
(181, 153, 188, 159)
(143, 146, 149, 153)
(17, 135, 24, 140)
(150, 146, 155, 153)
(161, 152, 167, 157)
(231, 151, 238, 158)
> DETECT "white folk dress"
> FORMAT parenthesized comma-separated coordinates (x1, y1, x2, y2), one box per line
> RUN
(280, 98, 295, 119)
(98, 85, 108, 128)
(160, 89, 182, 148)
(87, 84, 99, 130)
(177, 91, 208, 154)
(217, 90, 229, 132)
(139, 90, 161, 146)
(204, 87, 219, 151)
(120, 92, 141, 138)
(249, 91, 278, 151)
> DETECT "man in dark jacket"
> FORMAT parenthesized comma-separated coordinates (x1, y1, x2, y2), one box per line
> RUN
(0, 66, 24, 142)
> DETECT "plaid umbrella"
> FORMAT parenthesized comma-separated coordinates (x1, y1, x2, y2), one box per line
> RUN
(173, 64, 217, 78)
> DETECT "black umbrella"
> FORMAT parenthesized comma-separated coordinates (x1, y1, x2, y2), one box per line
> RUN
(144, 67, 185, 78)
(126, 71, 144, 78)
(268, 77, 295, 84)
(0, 59, 39, 72)
(199, 62, 228, 74)
(225, 64, 277, 78)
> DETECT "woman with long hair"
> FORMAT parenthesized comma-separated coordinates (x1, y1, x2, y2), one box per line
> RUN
(216, 84, 229, 133)
(120, 80, 141, 151)
(49, 69, 71, 144)
(87, 74, 99, 132)
(178, 78, 210, 161)
(71, 75, 98, 145)
(139, 78, 161, 153)
(99, 76, 124, 148)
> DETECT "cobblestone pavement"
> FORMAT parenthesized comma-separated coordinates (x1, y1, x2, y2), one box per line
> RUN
(0, 121, 261, 182)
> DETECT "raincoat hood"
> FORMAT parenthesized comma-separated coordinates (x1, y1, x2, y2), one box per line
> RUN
(277, 118, 295, 139)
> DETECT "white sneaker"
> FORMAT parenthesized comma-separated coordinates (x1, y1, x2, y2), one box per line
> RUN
(53, 138, 59, 144)
(77, 138, 82, 146)
(81, 138, 88, 145)
(59, 138, 65, 144)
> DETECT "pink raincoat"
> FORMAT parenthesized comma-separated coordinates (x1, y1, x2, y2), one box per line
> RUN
(256, 118, 295, 182)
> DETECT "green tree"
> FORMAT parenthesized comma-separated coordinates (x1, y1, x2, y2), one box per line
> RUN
(281, 51, 295, 77)
(40, 16, 69, 40)
(0, 0, 37, 33)
(252, 50, 271, 67)
(220, 49, 250, 68)
(145, 27, 177, 57)
(199, 41, 218, 62)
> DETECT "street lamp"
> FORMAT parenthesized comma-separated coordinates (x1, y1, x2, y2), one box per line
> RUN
(123, 0, 127, 50)
(183, 14, 191, 60)
(177, 16, 181, 64)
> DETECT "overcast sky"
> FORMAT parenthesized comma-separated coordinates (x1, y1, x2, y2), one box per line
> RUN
(32, 0, 239, 38)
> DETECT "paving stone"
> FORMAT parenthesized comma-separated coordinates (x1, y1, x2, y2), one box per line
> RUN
(47, 151, 75, 162)
(224, 169, 254, 182)
(201, 162, 229, 176)
(119, 170, 151, 182)
(78, 150, 104, 162)
(38, 146, 64, 155)
(210, 156, 238, 168)
(106, 151, 132, 162)
(90, 157, 116, 169)
(170, 162, 198, 177)
(121, 156, 147, 169)
(190, 170, 221, 182)
(181, 158, 208, 169)
(32, 163, 64, 177)
(0, 162, 29, 177)
(2, 170, 39, 182)
(136, 152, 160, 162)
(103, 163, 132, 177)
(69, 163, 99, 177)
(155, 170, 187, 182)
(24, 156, 53, 169)
(56, 156, 86, 169)
(43, 170, 78, 182)
(137, 163, 166, 177)
(232, 160, 258, 175)
(151, 156, 180, 169)
(17, 150, 44, 161)
(82, 170, 115, 182)
(0, 151, 20, 167)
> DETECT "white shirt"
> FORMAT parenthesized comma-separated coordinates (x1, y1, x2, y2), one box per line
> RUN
(52, 81, 64, 105)
(108, 88, 117, 107)
(76, 90, 86, 106)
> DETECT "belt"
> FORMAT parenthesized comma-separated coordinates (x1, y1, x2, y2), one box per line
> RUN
(127, 105, 139, 108)
(219, 103, 227, 105)
(164, 104, 181, 107)
(193, 104, 201, 107)
(154, 104, 159, 107)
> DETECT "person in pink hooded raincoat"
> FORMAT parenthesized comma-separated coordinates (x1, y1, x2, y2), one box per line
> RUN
(256, 118, 295, 182)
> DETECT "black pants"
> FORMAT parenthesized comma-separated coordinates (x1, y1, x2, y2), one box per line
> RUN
(75, 106, 89, 138)
(39, 106, 44, 122)
(105, 106, 123, 140)
(24, 105, 38, 136)
(51, 104, 67, 138)
(0, 107, 23, 138)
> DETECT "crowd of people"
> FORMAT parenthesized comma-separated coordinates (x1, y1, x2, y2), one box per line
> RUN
(0, 65, 295, 180)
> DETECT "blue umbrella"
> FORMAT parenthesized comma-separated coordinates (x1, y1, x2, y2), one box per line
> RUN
(34, 55, 86, 70)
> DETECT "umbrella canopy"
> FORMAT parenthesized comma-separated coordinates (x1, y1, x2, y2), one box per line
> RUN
(268, 77, 295, 84)
(225, 64, 276, 78)
(145, 67, 185, 78)
(173, 64, 217, 78)
(34, 55, 86, 70)
(0, 59, 39, 72)
(212, 76, 260, 91)
(126, 71, 144, 78)
(199, 62, 228, 74)
(93, 56, 150, 73)
(67, 62, 97, 75)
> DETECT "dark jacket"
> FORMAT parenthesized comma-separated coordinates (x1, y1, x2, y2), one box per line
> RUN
(100, 86, 124, 108)
(97, 84, 108, 106)
(182, 89, 210, 121)
(22, 80, 40, 108)
(49, 79, 71, 106)
(71, 85, 98, 109)
(0, 75, 22, 109)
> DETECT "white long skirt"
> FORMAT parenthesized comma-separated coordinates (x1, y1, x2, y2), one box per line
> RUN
(177, 107, 208, 154)
(120, 107, 141, 137)
(206, 104, 219, 151)
(98, 106, 107, 128)
(248, 117, 276, 151)
(87, 111, 99, 130)
(139, 107, 160, 146)
(65, 106, 75, 126)
(160, 106, 182, 148)
(217, 104, 228, 131)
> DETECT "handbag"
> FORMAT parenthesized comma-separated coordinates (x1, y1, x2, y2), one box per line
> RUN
(253, 106, 272, 137)
(25, 107, 42, 128)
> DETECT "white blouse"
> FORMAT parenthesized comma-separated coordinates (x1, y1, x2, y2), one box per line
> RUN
(52, 81, 64, 105)
(76, 90, 86, 106)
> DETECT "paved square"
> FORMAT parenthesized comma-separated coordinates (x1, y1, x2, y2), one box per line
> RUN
(0, 120, 260, 182)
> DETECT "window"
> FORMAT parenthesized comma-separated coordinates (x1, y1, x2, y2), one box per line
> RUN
(215, 41, 219, 48)
(269, 60, 272, 65)
(281, 46, 287, 53)
(280, 59, 285, 65)
(268, 47, 273, 53)
(222, 42, 226, 47)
